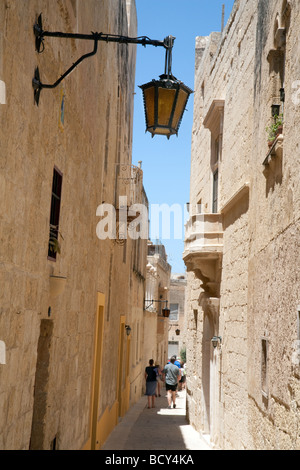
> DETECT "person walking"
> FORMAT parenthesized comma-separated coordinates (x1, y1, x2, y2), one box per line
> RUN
(162, 357, 180, 409)
(155, 363, 163, 397)
(179, 362, 186, 391)
(145, 359, 158, 408)
(172, 355, 181, 368)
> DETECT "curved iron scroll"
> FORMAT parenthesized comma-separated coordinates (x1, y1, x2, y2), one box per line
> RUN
(32, 38, 98, 106)
(32, 13, 172, 106)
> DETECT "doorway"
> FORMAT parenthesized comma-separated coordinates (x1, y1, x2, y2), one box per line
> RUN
(117, 316, 130, 417)
(202, 313, 213, 434)
(90, 293, 105, 450)
(30, 319, 54, 449)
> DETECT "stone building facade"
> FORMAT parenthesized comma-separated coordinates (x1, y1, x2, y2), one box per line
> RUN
(184, 0, 300, 450)
(144, 241, 171, 378)
(168, 274, 187, 360)
(0, 0, 149, 450)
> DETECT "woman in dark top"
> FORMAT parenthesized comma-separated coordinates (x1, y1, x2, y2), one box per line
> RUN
(145, 359, 157, 408)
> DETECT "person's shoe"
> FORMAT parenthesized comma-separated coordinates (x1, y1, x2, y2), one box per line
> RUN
(173, 404, 176, 408)
(167, 405, 172, 409)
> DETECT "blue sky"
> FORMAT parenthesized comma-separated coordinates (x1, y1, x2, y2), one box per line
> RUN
(132, 0, 235, 273)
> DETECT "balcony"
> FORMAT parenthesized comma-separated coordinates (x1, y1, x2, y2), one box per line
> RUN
(183, 213, 223, 297)
(263, 133, 284, 166)
(116, 164, 143, 210)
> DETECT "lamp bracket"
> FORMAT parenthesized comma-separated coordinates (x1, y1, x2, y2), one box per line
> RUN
(33, 13, 174, 105)
(144, 299, 168, 310)
(32, 37, 98, 105)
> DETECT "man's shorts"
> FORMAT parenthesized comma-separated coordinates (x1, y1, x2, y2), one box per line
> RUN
(166, 383, 178, 392)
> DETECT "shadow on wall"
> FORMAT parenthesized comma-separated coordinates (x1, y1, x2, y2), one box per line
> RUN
(263, 153, 283, 196)
(222, 191, 249, 231)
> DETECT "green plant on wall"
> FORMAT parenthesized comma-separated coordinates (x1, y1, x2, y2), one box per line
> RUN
(180, 347, 186, 364)
(49, 224, 64, 254)
(266, 113, 284, 143)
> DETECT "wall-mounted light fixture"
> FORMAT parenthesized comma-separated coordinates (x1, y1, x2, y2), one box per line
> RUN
(139, 35, 193, 139)
(211, 336, 222, 349)
(32, 14, 192, 138)
(125, 325, 132, 336)
(175, 328, 180, 336)
(144, 299, 170, 317)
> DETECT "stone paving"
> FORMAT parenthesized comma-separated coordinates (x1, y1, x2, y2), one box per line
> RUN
(101, 389, 212, 451)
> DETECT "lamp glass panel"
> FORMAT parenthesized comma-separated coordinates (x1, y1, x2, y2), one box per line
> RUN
(157, 88, 176, 126)
(171, 89, 188, 129)
(144, 86, 155, 128)
(152, 127, 170, 135)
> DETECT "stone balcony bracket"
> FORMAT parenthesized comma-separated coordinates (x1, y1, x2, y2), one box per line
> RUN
(183, 184, 250, 297)
(183, 213, 223, 297)
(263, 134, 284, 167)
(199, 292, 221, 323)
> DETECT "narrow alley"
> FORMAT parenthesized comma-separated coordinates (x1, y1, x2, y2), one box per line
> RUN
(101, 389, 212, 451)
(2, 0, 300, 452)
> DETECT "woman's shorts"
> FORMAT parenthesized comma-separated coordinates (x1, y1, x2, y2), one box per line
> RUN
(166, 383, 178, 392)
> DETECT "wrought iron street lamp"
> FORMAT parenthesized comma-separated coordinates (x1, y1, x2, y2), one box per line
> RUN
(125, 325, 132, 336)
(32, 14, 192, 138)
(144, 299, 170, 317)
(211, 336, 222, 349)
(139, 35, 193, 139)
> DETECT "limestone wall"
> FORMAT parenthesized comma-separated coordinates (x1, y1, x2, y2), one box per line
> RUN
(143, 242, 171, 387)
(247, 0, 300, 450)
(0, 0, 144, 450)
(168, 275, 187, 360)
(185, 0, 300, 450)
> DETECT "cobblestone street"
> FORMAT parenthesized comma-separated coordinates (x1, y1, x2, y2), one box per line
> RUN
(101, 389, 212, 451)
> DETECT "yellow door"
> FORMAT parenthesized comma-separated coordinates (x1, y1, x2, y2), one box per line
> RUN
(117, 317, 125, 416)
(117, 316, 131, 417)
(91, 293, 105, 450)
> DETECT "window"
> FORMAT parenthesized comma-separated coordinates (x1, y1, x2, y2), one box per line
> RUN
(201, 82, 205, 100)
(193, 309, 198, 330)
(266, 3, 291, 141)
(197, 198, 202, 214)
(261, 338, 269, 397)
(48, 168, 63, 260)
(169, 303, 179, 321)
(203, 100, 224, 215)
(212, 169, 219, 213)
(213, 137, 220, 166)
